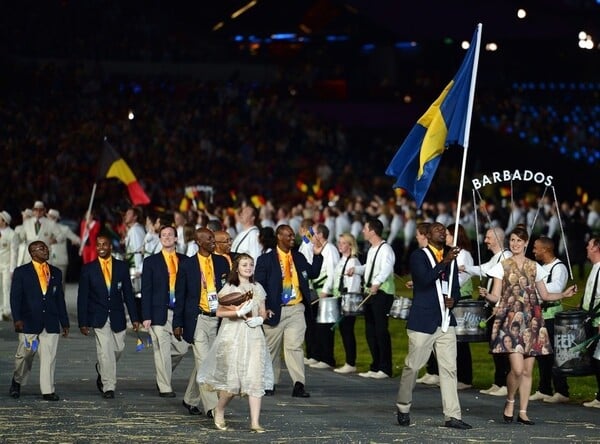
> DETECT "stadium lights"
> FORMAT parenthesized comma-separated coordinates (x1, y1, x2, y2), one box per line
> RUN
(578, 31, 595, 50)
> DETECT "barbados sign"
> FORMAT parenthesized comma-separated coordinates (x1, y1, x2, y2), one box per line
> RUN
(472, 169, 553, 190)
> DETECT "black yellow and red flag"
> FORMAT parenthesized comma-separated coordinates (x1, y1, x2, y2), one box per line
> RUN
(97, 139, 151, 205)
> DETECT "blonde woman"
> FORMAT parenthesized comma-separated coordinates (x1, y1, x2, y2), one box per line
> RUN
(320, 233, 362, 374)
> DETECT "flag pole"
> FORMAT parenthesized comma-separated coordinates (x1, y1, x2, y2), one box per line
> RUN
(79, 182, 97, 256)
(442, 23, 482, 332)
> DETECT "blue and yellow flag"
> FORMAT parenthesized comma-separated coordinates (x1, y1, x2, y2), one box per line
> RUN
(386, 26, 480, 207)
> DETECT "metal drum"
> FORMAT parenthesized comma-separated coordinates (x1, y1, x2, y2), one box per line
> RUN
(389, 297, 411, 320)
(553, 310, 594, 376)
(341, 293, 364, 316)
(317, 297, 341, 324)
(454, 300, 487, 342)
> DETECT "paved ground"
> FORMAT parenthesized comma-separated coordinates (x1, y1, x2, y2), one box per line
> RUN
(0, 284, 598, 443)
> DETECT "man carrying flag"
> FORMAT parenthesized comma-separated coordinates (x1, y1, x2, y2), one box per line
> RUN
(389, 25, 482, 429)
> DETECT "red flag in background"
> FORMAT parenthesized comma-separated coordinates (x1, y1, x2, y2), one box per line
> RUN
(97, 140, 151, 205)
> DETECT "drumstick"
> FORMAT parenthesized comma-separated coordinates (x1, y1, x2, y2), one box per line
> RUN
(311, 295, 341, 305)
(330, 316, 343, 332)
(568, 333, 600, 353)
(357, 292, 374, 309)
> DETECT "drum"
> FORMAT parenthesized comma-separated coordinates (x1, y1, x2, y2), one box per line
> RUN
(389, 297, 411, 320)
(454, 300, 487, 342)
(341, 293, 364, 316)
(317, 297, 341, 324)
(553, 310, 594, 376)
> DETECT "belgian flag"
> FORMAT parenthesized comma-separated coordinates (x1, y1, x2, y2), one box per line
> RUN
(97, 139, 151, 205)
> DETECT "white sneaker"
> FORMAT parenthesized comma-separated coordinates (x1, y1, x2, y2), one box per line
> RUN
(421, 373, 440, 386)
(416, 372, 433, 384)
(583, 399, 600, 408)
(544, 393, 570, 404)
(457, 382, 472, 390)
(489, 385, 508, 396)
(358, 370, 377, 378)
(370, 370, 390, 379)
(529, 390, 551, 401)
(480, 384, 500, 395)
(304, 358, 318, 365)
(334, 363, 357, 374)
(310, 361, 332, 369)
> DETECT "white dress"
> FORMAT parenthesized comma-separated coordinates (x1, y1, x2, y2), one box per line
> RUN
(197, 282, 274, 397)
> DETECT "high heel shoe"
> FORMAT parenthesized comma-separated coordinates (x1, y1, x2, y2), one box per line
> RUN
(250, 425, 266, 433)
(503, 399, 515, 423)
(214, 418, 228, 431)
(517, 410, 535, 425)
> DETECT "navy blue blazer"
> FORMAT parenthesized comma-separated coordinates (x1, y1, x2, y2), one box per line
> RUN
(255, 249, 323, 326)
(77, 258, 138, 332)
(141, 251, 188, 325)
(10, 262, 69, 334)
(406, 247, 460, 334)
(173, 254, 230, 343)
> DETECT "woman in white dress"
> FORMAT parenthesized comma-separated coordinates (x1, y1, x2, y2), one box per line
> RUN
(197, 253, 273, 433)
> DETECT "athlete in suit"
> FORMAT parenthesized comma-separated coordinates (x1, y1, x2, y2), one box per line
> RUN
(9, 241, 69, 401)
(141, 226, 190, 399)
(173, 227, 229, 416)
(254, 225, 323, 397)
(78, 235, 140, 398)
(395, 222, 472, 429)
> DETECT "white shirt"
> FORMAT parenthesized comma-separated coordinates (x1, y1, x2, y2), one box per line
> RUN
(231, 226, 261, 262)
(126, 222, 146, 273)
(387, 213, 403, 244)
(582, 262, 600, 327)
(322, 255, 362, 295)
(354, 241, 395, 288)
(465, 249, 512, 278)
(298, 239, 313, 265)
(335, 213, 351, 237)
(312, 241, 340, 292)
(456, 249, 474, 287)
(541, 258, 568, 293)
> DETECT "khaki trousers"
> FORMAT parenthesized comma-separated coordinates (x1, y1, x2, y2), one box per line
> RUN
(148, 309, 189, 394)
(263, 304, 306, 385)
(94, 318, 126, 391)
(396, 327, 462, 421)
(13, 330, 60, 395)
(187, 314, 218, 412)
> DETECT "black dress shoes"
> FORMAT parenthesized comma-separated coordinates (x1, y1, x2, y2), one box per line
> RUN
(397, 409, 410, 426)
(95, 363, 103, 393)
(292, 382, 310, 398)
(264, 388, 275, 396)
(103, 391, 115, 399)
(517, 415, 535, 425)
(42, 393, 60, 401)
(445, 418, 472, 430)
(182, 400, 202, 415)
(159, 391, 176, 398)
(9, 378, 20, 399)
